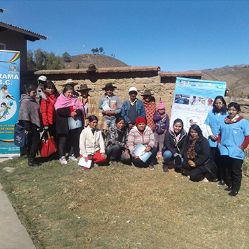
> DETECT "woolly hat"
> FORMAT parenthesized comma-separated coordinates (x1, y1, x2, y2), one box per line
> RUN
(135, 116, 146, 125)
(157, 99, 165, 110)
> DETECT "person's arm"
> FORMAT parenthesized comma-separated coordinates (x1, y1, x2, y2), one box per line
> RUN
(147, 128, 155, 149)
(114, 97, 122, 114)
(40, 99, 49, 126)
(121, 101, 130, 124)
(140, 102, 146, 118)
(195, 139, 210, 166)
(56, 106, 72, 117)
(79, 130, 88, 158)
(240, 136, 249, 150)
(99, 131, 106, 154)
(127, 129, 135, 156)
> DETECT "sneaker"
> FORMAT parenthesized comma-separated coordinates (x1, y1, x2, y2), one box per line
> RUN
(68, 154, 78, 162)
(149, 164, 155, 170)
(59, 156, 68, 165)
(201, 178, 209, 183)
(229, 190, 239, 197)
(163, 164, 169, 172)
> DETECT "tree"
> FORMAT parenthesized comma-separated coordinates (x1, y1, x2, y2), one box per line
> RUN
(91, 48, 99, 54)
(62, 52, 72, 62)
(27, 50, 35, 71)
(99, 47, 104, 54)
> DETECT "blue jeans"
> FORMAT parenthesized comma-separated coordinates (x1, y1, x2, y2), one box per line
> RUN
(163, 150, 183, 169)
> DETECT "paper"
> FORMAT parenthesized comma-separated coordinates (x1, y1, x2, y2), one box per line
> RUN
(133, 144, 152, 163)
(78, 157, 92, 168)
(101, 101, 111, 111)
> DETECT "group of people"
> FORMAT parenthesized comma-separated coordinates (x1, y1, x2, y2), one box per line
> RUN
(18, 76, 249, 196)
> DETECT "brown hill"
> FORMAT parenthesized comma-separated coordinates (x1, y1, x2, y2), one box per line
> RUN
(63, 54, 128, 69)
(201, 65, 249, 98)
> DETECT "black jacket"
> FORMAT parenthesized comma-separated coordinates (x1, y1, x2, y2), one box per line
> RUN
(162, 129, 187, 155)
(56, 107, 83, 135)
(183, 136, 211, 167)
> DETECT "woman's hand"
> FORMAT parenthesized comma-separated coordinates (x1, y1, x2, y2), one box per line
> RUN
(188, 160, 196, 167)
(210, 135, 217, 141)
(70, 111, 77, 118)
(145, 146, 151, 152)
(101, 153, 106, 159)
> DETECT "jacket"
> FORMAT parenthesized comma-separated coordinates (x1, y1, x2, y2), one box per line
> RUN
(121, 99, 145, 125)
(79, 125, 105, 157)
(162, 128, 187, 155)
(153, 112, 169, 135)
(40, 93, 57, 126)
(127, 125, 155, 156)
(105, 126, 127, 148)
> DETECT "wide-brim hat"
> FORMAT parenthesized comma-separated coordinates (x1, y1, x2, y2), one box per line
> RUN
(141, 89, 154, 96)
(76, 84, 92, 92)
(102, 83, 117, 90)
(60, 79, 78, 86)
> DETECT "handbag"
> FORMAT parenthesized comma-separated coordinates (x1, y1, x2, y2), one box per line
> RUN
(68, 117, 83, 130)
(14, 123, 27, 147)
(40, 131, 57, 157)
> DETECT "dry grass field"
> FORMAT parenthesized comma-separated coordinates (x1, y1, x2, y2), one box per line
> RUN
(0, 156, 249, 249)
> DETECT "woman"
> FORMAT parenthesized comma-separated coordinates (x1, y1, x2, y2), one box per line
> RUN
(162, 119, 187, 173)
(40, 80, 58, 137)
(79, 115, 106, 168)
(105, 117, 127, 162)
(18, 85, 41, 166)
(182, 124, 217, 182)
(127, 116, 156, 169)
(205, 96, 227, 184)
(153, 99, 169, 158)
(219, 102, 249, 196)
(55, 85, 84, 165)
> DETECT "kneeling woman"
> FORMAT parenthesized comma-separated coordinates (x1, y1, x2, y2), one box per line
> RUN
(127, 116, 157, 169)
(183, 124, 217, 182)
(105, 117, 127, 162)
(79, 115, 106, 167)
(219, 102, 249, 196)
(162, 118, 187, 172)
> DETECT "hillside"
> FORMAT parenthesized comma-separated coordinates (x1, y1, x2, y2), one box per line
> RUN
(201, 65, 249, 98)
(63, 54, 128, 69)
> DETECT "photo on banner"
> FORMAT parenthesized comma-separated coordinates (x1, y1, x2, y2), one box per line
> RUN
(170, 77, 226, 138)
(0, 50, 20, 157)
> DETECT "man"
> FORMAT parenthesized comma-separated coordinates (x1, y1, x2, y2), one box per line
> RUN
(99, 83, 122, 128)
(37, 75, 47, 102)
(121, 86, 145, 130)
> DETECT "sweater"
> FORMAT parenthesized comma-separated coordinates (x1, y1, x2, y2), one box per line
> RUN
(79, 125, 105, 157)
(40, 93, 57, 126)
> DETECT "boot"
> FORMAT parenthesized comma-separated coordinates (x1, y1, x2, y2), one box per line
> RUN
(28, 157, 35, 167)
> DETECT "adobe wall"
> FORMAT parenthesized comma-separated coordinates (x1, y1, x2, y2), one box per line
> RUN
(54, 74, 175, 116)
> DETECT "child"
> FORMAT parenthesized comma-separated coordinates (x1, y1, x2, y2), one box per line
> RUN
(153, 99, 169, 158)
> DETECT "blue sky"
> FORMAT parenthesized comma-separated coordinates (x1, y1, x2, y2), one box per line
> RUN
(1, 0, 249, 71)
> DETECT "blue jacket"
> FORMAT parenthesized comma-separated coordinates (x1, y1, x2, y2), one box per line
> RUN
(219, 117, 249, 160)
(121, 99, 145, 124)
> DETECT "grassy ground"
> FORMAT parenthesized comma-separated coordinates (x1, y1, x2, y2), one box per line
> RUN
(0, 156, 249, 249)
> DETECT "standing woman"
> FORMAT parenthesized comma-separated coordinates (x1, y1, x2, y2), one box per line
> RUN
(55, 85, 84, 165)
(18, 85, 41, 166)
(182, 124, 217, 182)
(40, 80, 59, 137)
(162, 119, 187, 172)
(219, 102, 249, 196)
(205, 96, 227, 184)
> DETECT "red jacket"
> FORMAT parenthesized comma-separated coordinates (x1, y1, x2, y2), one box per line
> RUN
(40, 94, 57, 126)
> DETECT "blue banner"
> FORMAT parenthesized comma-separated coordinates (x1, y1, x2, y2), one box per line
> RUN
(170, 77, 226, 138)
(0, 50, 20, 156)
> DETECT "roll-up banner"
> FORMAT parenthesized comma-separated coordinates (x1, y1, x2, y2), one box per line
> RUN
(0, 50, 20, 157)
(170, 77, 226, 138)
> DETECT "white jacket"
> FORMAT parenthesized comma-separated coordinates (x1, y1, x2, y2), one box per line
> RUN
(79, 126, 105, 157)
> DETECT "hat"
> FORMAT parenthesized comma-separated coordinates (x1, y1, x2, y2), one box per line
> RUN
(141, 89, 154, 96)
(76, 84, 92, 92)
(157, 99, 165, 110)
(60, 79, 78, 86)
(38, 75, 47, 82)
(102, 83, 117, 90)
(135, 116, 146, 125)
(128, 87, 138, 93)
